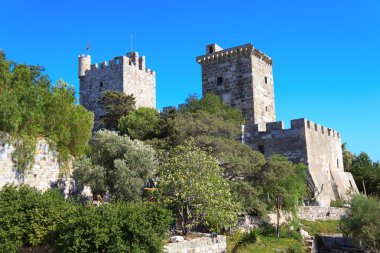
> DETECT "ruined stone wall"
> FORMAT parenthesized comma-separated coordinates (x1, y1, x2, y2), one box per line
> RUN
(245, 119, 308, 164)
(304, 119, 358, 206)
(79, 52, 156, 128)
(164, 235, 226, 253)
(298, 206, 349, 221)
(196, 43, 275, 130)
(0, 139, 71, 194)
(245, 118, 358, 206)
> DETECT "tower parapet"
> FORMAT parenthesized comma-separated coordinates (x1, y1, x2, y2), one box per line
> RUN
(79, 51, 156, 130)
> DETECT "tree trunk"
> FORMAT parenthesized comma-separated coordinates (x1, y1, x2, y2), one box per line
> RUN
(362, 180, 367, 196)
(276, 197, 280, 238)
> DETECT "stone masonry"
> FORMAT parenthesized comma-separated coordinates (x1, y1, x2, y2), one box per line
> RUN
(79, 52, 156, 129)
(196, 43, 358, 206)
(0, 138, 71, 194)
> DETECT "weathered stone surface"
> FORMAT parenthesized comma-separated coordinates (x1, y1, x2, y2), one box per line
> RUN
(196, 43, 275, 131)
(165, 235, 226, 253)
(298, 206, 349, 221)
(78, 52, 156, 129)
(196, 43, 359, 207)
(0, 139, 71, 194)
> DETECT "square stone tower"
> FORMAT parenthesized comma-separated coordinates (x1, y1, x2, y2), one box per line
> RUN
(78, 52, 156, 128)
(196, 43, 275, 130)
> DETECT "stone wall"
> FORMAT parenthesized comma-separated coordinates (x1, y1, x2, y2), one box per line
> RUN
(196, 43, 275, 130)
(245, 118, 358, 206)
(79, 52, 156, 129)
(298, 206, 349, 221)
(0, 138, 70, 194)
(165, 235, 226, 253)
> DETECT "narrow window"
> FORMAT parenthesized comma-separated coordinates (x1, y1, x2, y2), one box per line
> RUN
(265, 77, 268, 84)
(129, 60, 132, 66)
(209, 46, 213, 54)
(258, 145, 265, 155)
(307, 121, 310, 129)
(217, 77, 223, 85)
(314, 124, 317, 131)
(337, 159, 339, 168)
(265, 106, 268, 112)
(100, 82, 103, 88)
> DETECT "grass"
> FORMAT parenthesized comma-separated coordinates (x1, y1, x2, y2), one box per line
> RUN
(227, 236, 304, 253)
(300, 220, 342, 236)
(227, 224, 305, 253)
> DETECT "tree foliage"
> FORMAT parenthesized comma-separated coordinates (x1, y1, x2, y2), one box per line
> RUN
(0, 51, 93, 170)
(350, 152, 380, 196)
(99, 90, 135, 130)
(73, 130, 156, 200)
(340, 195, 380, 251)
(157, 141, 240, 232)
(118, 107, 160, 140)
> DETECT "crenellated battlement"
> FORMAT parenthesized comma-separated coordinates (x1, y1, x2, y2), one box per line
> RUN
(82, 54, 155, 76)
(247, 118, 341, 139)
(196, 43, 272, 65)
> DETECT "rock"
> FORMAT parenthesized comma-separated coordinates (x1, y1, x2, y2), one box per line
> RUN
(170, 236, 184, 243)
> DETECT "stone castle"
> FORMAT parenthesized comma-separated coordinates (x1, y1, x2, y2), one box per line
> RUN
(196, 43, 358, 206)
(77, 43, 358, 206)
(78, 52, 156, 128)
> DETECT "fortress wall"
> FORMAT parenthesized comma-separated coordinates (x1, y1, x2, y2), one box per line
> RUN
(245, 118, 308, 164)
(251, 51, 276, 130)
(0, 139, 71, 194)
(199, 45, 254, 122)
(122, 55, 156, 109)
(79, 56, 124, 123)
(304, 120, 358, 206)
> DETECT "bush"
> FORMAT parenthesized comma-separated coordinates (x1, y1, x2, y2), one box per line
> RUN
(0, 185, 172, 253)
(54, 202, 172, 253)
(0, 185, 74, 253)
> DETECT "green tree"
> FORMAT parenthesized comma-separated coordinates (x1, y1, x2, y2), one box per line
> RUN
(157, 140, 240, 232)
(340, 195, 380, 251)
(254, 156, 308, 237)
(342, 143, 355, 172)
(118, 107, 160, 140)
(0, 51, 93, 170)
(98, 90, 135, 130)
(73, 130, 156, 200)
(351, 152, 375, 195)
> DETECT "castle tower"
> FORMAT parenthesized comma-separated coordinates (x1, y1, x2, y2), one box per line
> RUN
(196, 43, 276, 131)
(78, 52, 156, 129)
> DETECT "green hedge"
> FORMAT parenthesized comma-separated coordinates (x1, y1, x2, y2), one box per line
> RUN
(0, 185, 171, 253)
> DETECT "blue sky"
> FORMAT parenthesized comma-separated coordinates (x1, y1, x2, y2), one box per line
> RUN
(1, 0, 379, 161)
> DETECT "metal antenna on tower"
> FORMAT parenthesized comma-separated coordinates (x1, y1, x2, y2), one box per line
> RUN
(131, 33, 133, 51)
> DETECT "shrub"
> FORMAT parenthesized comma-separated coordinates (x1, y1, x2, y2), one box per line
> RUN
(53, 202, 171, 253)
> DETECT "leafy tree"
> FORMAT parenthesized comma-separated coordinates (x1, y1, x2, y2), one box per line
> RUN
(54, 202, 171, 253)
(253, 156, 308, 237)
(0, 51, 93, 170)
(118, 107, 160, 140)
(351, 152, 376, 196)
(342, 143, 355, 172)
(340, 195, 380, 251)
(73, 130, 156, 200)
(98, 90, 135, 130)
(157, 140, 240, 232)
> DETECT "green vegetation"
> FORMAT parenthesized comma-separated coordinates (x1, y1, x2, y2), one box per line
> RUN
(227, 226, 304, 253)
(99, 90, 135, 130)
(157, 140, 240, 231)
(0, 50, 93, 170)
(340, 194, 380, 251)
(300, 220, 341, 236)
(73, 130, 156, 201)
(342, 144, 380, 196)
(0, 185, 171, 253)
